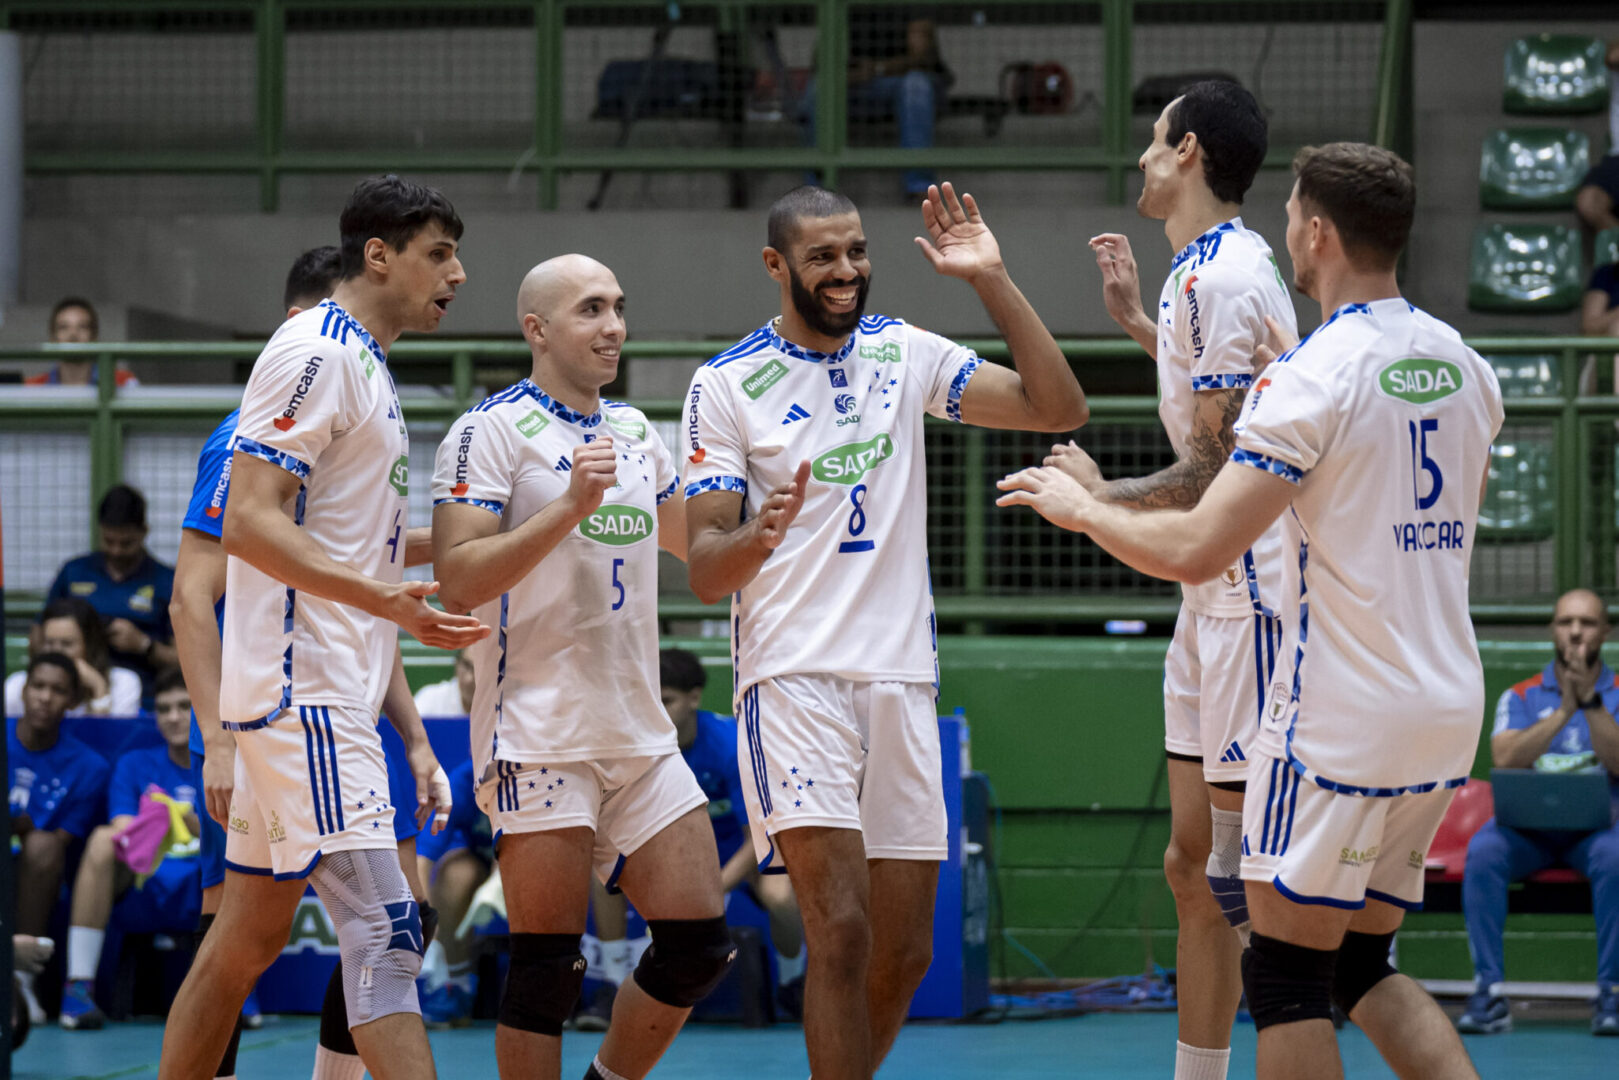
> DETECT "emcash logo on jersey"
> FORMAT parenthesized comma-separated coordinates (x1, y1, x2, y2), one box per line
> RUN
(743, 359, 790, 400)
(389, 455, 409, 496)
(687, 382, 705, 463)
(1378, 357, 1463, 405)
(1183, 276, 1205, 359)
(450, 423, 475, 496)
(811, 432, 895, 483)
(516, 409, 550, 439)
(580, 505, 654, 546)
(274, 357, 325, 430)
(205, 455, 233, 518)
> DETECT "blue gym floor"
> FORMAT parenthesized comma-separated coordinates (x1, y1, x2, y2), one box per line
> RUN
(11, 1013, 1610, 1079)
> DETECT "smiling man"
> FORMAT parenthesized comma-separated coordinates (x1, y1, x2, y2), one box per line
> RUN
(682, 182, 1087, 1080)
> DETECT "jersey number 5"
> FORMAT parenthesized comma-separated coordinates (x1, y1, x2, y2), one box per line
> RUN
(611, 557, 626, 611)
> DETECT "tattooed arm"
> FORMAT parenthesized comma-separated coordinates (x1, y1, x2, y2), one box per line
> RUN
(1098, 388, 1246, 509)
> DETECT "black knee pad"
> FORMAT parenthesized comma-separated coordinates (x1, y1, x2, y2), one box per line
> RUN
(1241, 931, 1337, 1031)
(1332, 930, 1397, 1015)
(421, 902, 440, 951)
(633, 917, 737, 1009)
(499, 933, 587, 1037)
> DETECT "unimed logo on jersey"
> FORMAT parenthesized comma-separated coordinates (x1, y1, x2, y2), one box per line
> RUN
(581, 505, 653, 546)
(858, 343, 901, 364)
(742, 359, 790, 400)
(811, 432, 895, 483)
(608, 416, 646, 440)
(516, 409, 550, 439)
(274, 356, 325, 430)
(1378, 358, 1462, 405)
(451, 424, 475, 496)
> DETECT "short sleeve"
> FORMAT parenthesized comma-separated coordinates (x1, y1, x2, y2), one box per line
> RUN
(1491, 688, 1532, 736)
(1178, 263, 1266, 388)
(107, 752, 145, 819)
(645, 423, 680, 505)
(906, 325, 983, 423)
(182, 416, 238, 538)
(1231, 358, 1337, 483)
(232, 335, 357, 479)
(683, 370, 749, 499)
(431, 410, 516, 518)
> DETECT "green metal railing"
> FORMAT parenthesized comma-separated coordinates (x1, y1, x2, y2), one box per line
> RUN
(1, 332, 1613, 628)
(0, 0, 1411, 210)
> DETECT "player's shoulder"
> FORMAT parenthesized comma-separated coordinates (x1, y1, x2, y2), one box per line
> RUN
(602, 398, 652, 429)
(857, 313, 907, 337)
(702, 322, 778, 371)
(204, 408, 241, 452)
(461, 380, 536, 422)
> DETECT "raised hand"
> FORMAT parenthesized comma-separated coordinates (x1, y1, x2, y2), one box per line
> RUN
(564, 435, 618, 519)
(1044, 440, 1105, 492)
(1255, 314, 1301, 368)
(379, 580, 492, 650)
(995, 465, 1096, 533)
(1088, 233, 1147, 329)
(756, 461, 812, 551)
(914, 182, 1003, 282)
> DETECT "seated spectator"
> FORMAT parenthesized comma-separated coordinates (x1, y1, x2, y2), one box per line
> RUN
(1583, 250, 1619, 338)
(8, 654, 113, 1025)
(59, 667, 202, 1030)
(25, 298, 138, 388)
(412, 652, 474, 716)
(43, 483, 177, 705)
(1458, 588, 1619, 1037)
(5, 598, 142, 717)
(1574, 39, 1619, 233)
(415, 757, 493, 1027)
(800, 8, 952, 198)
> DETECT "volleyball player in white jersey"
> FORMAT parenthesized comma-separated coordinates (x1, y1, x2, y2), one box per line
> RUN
(1000, 142, 1498, 1080)
(1046, 80, 1295, 1080)
(684, 183, 1088, 1080)
(159, 176, 488, 1080)
(431, 255, 732, 1080)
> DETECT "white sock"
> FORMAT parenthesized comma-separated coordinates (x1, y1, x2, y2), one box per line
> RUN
(67, 926, 105, 983)
(601, 938, 636, 987)
(590, 1056, 630, 1080)
(311, 1045, 367, 1080)
(776, 944, 806, 984)
(1174, 1041, 1230, 1080)
(418, 938, 447, 991)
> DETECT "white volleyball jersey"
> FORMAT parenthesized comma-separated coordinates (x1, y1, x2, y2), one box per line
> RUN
(1232, 298, 1504, 795)
(221, 300, 409, 728)
(1156, 217, 1297, 618)
(432, 381, 681, 776)
(683, 315, 981, 694)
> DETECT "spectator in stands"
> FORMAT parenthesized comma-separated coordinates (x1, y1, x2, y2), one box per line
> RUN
(1458, 588, 1619, 1037)
(5, 597, 142, 718)
(26, 298, 138, 388)
(8, 654, 113, 1025)
(1574, 39, 1619, 233)
(414, 757, 492, 1027)
(412, 652, 474, 716)
(799, 8, 952, 197)
(59, 667, 203, 1030)
(1582, 248, 1619, 337)
(43, 483, 178, 706)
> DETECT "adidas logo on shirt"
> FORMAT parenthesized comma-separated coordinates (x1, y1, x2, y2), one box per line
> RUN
(781, 404, 811, 425)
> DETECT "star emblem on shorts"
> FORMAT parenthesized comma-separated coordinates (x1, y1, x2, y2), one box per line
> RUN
(372, 821, 380, 829)
(528, 781, 536, 789)
(1161, 300, 1169, 310)
(539, 768, 548, 775)
(795, 800, 802, 808)
(888, 379, 897, 387)
(357, 801, 365, 810)
(545, 799, 553, 809)
(369, 789, 377, 797)
(555, 778, 564, 786)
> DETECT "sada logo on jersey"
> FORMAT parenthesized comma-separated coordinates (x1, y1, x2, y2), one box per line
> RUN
(811, 432, 894, 483)
(274, 356, 325, 430)
(833, 393, 860, 427)
(580, 505, 654, 546)
(1379, 358, 1463, 404)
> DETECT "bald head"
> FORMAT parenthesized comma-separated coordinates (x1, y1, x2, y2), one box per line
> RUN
(517, 253, 615, 325)
(1555, 588, 1608, 626)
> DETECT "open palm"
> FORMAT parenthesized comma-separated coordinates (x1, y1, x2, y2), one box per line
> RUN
(915, 181, 1003, 281)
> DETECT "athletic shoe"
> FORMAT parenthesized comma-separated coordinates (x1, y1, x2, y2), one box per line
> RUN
(573, 983, 615, 1033)
(1594, 986, 1619, 1036)
(421, 982, 475, 1028)
(1456, 990, 1512, 1034)
(58, 979, 106, 1030)
(240, 987, 263, 1029)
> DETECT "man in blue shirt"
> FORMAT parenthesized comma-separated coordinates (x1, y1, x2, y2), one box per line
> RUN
(8, 654, 112, 1024)
(60, 666, 204, 1029)
(43, 483, 178, 705)
(1459, 588, 1619, 1036)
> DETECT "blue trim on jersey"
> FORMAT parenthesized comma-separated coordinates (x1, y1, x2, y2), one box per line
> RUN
(233, 437, 311, 480)
(273, 852, 323, 882)
(302, 706, 335, 837)
(765, 321, 858, 365)
(1170, 220, 1236, 272)
(1190, 373, 1254, 391)
(859, 315, 902, 333)
(742, 686, 773, 819)
(1232, 448, 1303, 484)
(605, 853, 628, 896)
(944, 354, 984, 423)
(1365, 887, 1423, 912)
(1272, 876, 1365, 911)
(469, 383, 530, 413)
(1243, 550, 1281, 621)
(495, 592, 509, 738)
(223, 859, 275, 877)
(316, 299, 387, 364)
(520, 379, 603, 427)
(656, 478, 680, 505)
(222, 713, 276, 732)
(705, 328, 773, 368)
(434, 496, 504, 516)
(685, 475, 747, 499)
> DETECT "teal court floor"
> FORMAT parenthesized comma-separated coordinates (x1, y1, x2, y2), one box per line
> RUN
(11, 1012, 1612, 1079)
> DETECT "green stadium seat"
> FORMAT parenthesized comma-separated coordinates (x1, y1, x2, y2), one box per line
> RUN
(1467, 224, 1584, 312)
(1486, 354, 1561, 397)
(1479, 441, 1555, 539)
(1479, 128, 1589, 209)
(1503, 34, 1611, 114)
(1597, 227, 1619, 269)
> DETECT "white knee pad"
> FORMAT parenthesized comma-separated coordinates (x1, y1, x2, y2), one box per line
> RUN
(311, 848, 425, 1026)
(1205, 807, 1250, 944)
